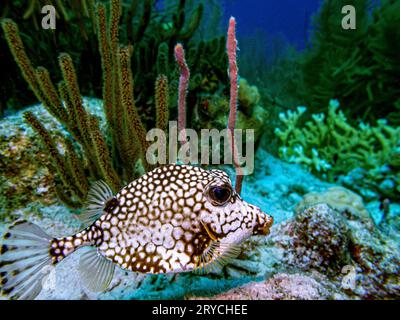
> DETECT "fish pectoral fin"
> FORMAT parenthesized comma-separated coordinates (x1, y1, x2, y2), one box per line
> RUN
(193, 241, 241, 275)
(79, 180, 114, 224)
(78, 247, 115, 293)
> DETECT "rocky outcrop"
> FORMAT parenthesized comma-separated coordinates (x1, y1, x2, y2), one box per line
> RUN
(192, 273, 347, 300)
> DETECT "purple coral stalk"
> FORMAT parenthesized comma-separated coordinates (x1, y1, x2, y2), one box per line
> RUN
(174, 43, 190, 146)
(226, 17, 243, 194)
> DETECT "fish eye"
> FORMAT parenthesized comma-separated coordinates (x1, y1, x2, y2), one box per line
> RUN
(207, 185, 232, 205)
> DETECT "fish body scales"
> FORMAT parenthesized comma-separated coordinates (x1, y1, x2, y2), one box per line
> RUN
(96, 165, 214, 273)
(0, 164, 273, 299)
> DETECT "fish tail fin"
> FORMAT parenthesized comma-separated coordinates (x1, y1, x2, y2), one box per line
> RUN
(0, 220, 56, 300)
(0, 220, 82, 300)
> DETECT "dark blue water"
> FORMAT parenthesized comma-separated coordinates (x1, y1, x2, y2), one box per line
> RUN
(221, 0, 323, 50)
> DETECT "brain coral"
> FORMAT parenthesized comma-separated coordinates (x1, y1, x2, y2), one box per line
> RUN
(295, 186, 375, 230)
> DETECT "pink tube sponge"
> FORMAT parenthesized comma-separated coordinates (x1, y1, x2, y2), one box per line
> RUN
(174, 43, 190, 146)
(226, 17, 243, 193)
(227, 16, 238, 134)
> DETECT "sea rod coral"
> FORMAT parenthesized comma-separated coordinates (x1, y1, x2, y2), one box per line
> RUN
(1, 0, 248, 210)
(2, 0, 152, 208)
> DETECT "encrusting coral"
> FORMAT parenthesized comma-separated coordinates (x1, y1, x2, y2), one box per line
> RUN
(275, 99, 400, 200)
(280, 204, 352, 274)
(260, 200, 400, 299)
(196, 77, 268, 144)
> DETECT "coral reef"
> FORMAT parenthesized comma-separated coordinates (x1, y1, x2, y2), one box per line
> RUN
(0, 98, 105, 218)
(0, 134, 398, 299)
(299, 0, 400, 125)
(197, 78, 268, 143)
(296, 187, 375, 230)
(192, 273, 346, 300)
(1, 0, 227, 121)
(1, 0, 250, 209)
(275, 99, 400, 201)
(1, 0, 399, 302)
(1, 0, 171, 208)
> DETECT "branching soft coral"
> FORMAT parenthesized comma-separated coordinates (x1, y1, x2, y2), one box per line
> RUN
(275, 99, 400, 186)
(300, 0, 400, 124)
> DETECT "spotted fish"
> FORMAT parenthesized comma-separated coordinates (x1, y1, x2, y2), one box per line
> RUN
(0, 164, 273, 299)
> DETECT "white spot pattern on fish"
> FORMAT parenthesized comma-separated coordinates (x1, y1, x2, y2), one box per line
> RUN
(0, 164, 273, 299)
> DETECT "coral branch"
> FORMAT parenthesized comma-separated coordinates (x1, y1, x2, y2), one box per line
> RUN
(227, 17, 238, 133)
(118, 46, 150, 172)
(88, 115, 121, 192)
(226, 17, 243, 194)
(1, 19, 46, 105)
(110, 0, 123, 154)
(95, 3, 114, 130)
(23, 111, 84, 203)
(174, 43, 190, 146)
(58, 53, 90, 147)
(35, 67, 68, 125)
(178, 3, 204, 40)
(155, 74, 170, 132)
(64, 139, 89, 196)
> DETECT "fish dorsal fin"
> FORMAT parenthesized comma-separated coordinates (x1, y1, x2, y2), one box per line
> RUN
(78, 247, 115, 293)
(79, 180, 114, 224)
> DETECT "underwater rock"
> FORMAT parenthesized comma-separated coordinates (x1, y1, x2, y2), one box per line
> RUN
(0, 107, 59, 217)
(296, 187, 375, 230)
(255, 200, 400, 299)
(273, 204, 351, 274)
(192, 273, 346, 300)
(0, 98, 106, 218)
(347, 219, 400, 299)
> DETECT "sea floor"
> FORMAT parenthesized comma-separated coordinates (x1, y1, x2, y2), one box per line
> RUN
(0, 99, 399, 300)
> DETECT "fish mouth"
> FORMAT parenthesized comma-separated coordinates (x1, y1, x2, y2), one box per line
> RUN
(254, 212, 274, 236)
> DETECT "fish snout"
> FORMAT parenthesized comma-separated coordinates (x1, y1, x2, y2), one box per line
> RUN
(253, 210, 274, 236)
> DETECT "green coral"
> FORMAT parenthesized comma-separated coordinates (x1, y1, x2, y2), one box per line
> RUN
(275, 99, 400, 198)
(300, 0, 400, 124)
(196, 78, 268, 143)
